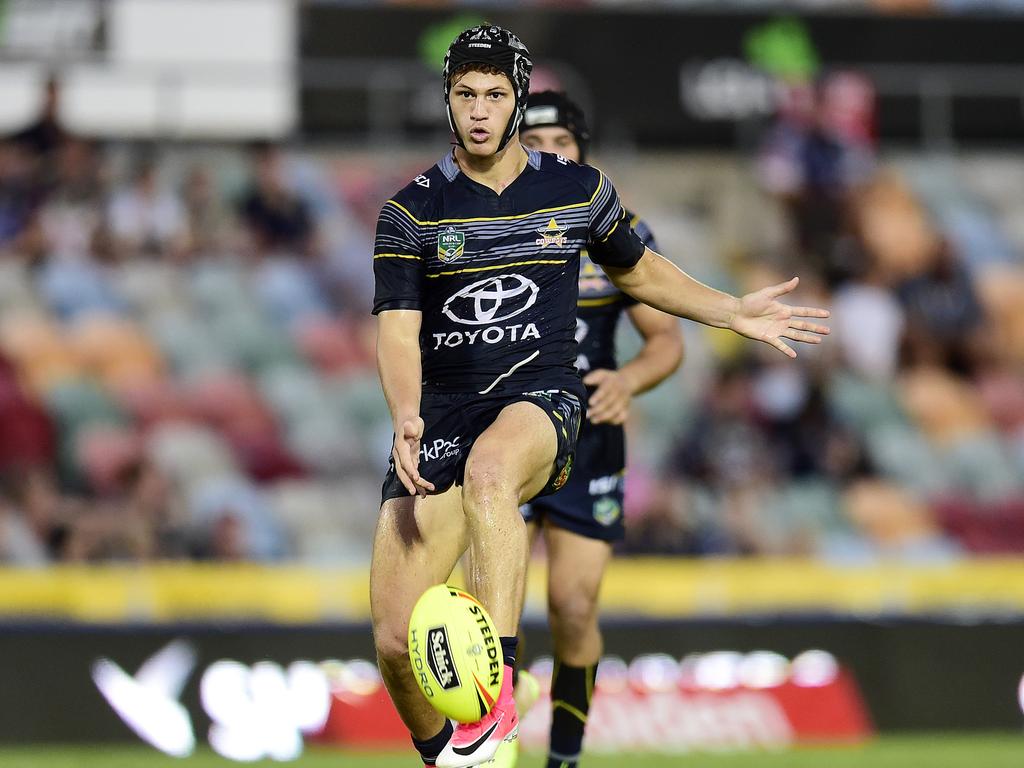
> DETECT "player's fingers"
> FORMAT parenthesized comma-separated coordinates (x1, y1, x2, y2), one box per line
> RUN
(769, 336, 797, 358)
(790, 306, 830, 319)
(765, 277, 799, 299)
(582, 369, 608, 387)
(392, 451, 417, 496)
(781, 330, 822, 344)
(396, 440, 422, 481)
(789, 320, 831, 335)
(607, 407, 628, 426)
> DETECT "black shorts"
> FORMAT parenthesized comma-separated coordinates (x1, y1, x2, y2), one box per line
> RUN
(522, 417, 626, 542)
(380, 389, 584, 506)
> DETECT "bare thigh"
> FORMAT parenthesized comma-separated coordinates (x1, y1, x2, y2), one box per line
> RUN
(370, 483, 468, 655)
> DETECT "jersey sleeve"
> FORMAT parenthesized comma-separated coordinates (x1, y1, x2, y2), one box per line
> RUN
(620, 213, 659, 307)
(585, 170, 646, 269)
(372, 200, 425, 315)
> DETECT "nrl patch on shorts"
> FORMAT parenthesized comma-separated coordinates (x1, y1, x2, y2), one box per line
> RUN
(593, 496, 622, 526)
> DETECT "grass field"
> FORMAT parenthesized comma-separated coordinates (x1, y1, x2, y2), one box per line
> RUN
(0, 735, 1021, 768)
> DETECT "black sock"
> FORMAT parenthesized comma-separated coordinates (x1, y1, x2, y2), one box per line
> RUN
(546, 659, 597, 768)
(499, 635, 518, 670)
(412, 720, 453, 766)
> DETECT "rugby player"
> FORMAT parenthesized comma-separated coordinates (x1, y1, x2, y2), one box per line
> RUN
(516, 90, 684, 768)
(370, 24, 829, 768)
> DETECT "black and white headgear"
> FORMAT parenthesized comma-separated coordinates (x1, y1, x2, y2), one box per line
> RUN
(443, 24, 533, 153)
(522, 91, 591, 163)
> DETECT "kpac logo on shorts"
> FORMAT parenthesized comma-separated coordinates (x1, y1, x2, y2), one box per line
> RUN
(426, 626, 462, 690)
(442, 274, 539, 325)
(437, 226, 465, 263)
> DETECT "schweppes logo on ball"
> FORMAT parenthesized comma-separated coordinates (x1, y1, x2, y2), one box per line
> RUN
(426, 625, 462, 690)
(437, 226, 465, 263)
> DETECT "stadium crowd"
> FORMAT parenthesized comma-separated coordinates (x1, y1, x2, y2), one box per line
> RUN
(0, 76, 1022, 565)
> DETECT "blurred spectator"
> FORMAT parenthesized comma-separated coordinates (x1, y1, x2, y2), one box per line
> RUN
(189, 477, 288, 560)
(37, 138, 106, 261)
(757, 72, 876, 286)
(11, 77, 68, 164)
(821, 478, 962, 563)
(238, 143, 315, 256)
(897, 240, 985, 374)
(0, 141, 45, 255)
(108, 157, 188, 260)
(667, 359, 776, 491)
(182, 165, 232, 257)
(0, 354, 56, 469)
(0, 470, 54, 565)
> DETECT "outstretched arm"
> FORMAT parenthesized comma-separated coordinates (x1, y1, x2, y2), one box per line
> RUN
(603, 249, 829, 358)
(377, 309, 434, 496)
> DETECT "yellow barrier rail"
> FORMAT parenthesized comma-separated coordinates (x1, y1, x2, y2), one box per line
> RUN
(1, 558, 1023, 623)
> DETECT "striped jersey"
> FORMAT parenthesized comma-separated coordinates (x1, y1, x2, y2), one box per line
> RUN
(575, 211, 658, 375)
(372, 149, 646, 396)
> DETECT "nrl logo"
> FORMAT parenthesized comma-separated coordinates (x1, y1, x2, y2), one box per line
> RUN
(437, 226, 465, 263)
(536, 218, 567, 249)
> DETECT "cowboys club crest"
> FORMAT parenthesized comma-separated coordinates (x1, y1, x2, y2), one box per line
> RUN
(536, 218, 567, 248)
(437, 226, 465, 263)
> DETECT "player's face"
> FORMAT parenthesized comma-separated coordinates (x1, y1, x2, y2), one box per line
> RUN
(520, 126, 581, 163)
(449, 70, 517, 157)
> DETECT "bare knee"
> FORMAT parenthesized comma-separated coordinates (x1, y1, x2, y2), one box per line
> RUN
(373, 619, 409, 672)
(549, 582, 600, 637)
(463, 454, 516, 509)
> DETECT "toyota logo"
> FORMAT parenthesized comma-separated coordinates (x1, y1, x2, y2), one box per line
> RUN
(442, 274, 539, 326)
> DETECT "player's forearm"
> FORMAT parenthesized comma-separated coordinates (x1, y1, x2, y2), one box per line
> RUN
(376, 327, 423, 426)
(606, 249, 740, 329)
(618, 329, 684, 396)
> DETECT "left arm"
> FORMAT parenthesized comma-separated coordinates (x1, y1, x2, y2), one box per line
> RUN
(586, 303, 684, 425)
(603, 248, 829, 358)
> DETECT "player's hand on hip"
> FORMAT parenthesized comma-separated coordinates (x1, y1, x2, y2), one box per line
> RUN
(392, 416, 435, 497)
(729, 276, 830, 359)
(584, 368, 632, 425)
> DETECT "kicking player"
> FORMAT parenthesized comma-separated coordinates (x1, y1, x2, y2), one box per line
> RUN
(517, 90, 684, 768)
(370, 24, 829, 768)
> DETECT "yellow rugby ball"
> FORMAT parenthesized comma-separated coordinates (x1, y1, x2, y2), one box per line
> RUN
(408, 584, 504, 723)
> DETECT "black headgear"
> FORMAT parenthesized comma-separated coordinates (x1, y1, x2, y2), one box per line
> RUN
(522, 91, 591, 163)
(443, 24, 533, 153)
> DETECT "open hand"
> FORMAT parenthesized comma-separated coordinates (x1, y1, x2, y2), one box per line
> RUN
(392, 417, 435, 497)
(584, 369, 632, 425)
(730, 277, 830, 358)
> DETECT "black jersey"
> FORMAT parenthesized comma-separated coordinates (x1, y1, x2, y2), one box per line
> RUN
(373, 149, 646, 397)
(575, 211, 658, 375)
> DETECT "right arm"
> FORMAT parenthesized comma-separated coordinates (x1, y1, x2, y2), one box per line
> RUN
(377, 309, 434, 496)
(372, 196, 430, 495)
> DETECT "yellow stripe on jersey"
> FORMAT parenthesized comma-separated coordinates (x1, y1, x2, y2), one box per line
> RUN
(577, 296, 620, 308)
(373, 252, 422, 260)
(385, 198, 589, 227)
(590, 171, 605, 205)
(629, 214, 642, 229)
(426, 259, 567, 278)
